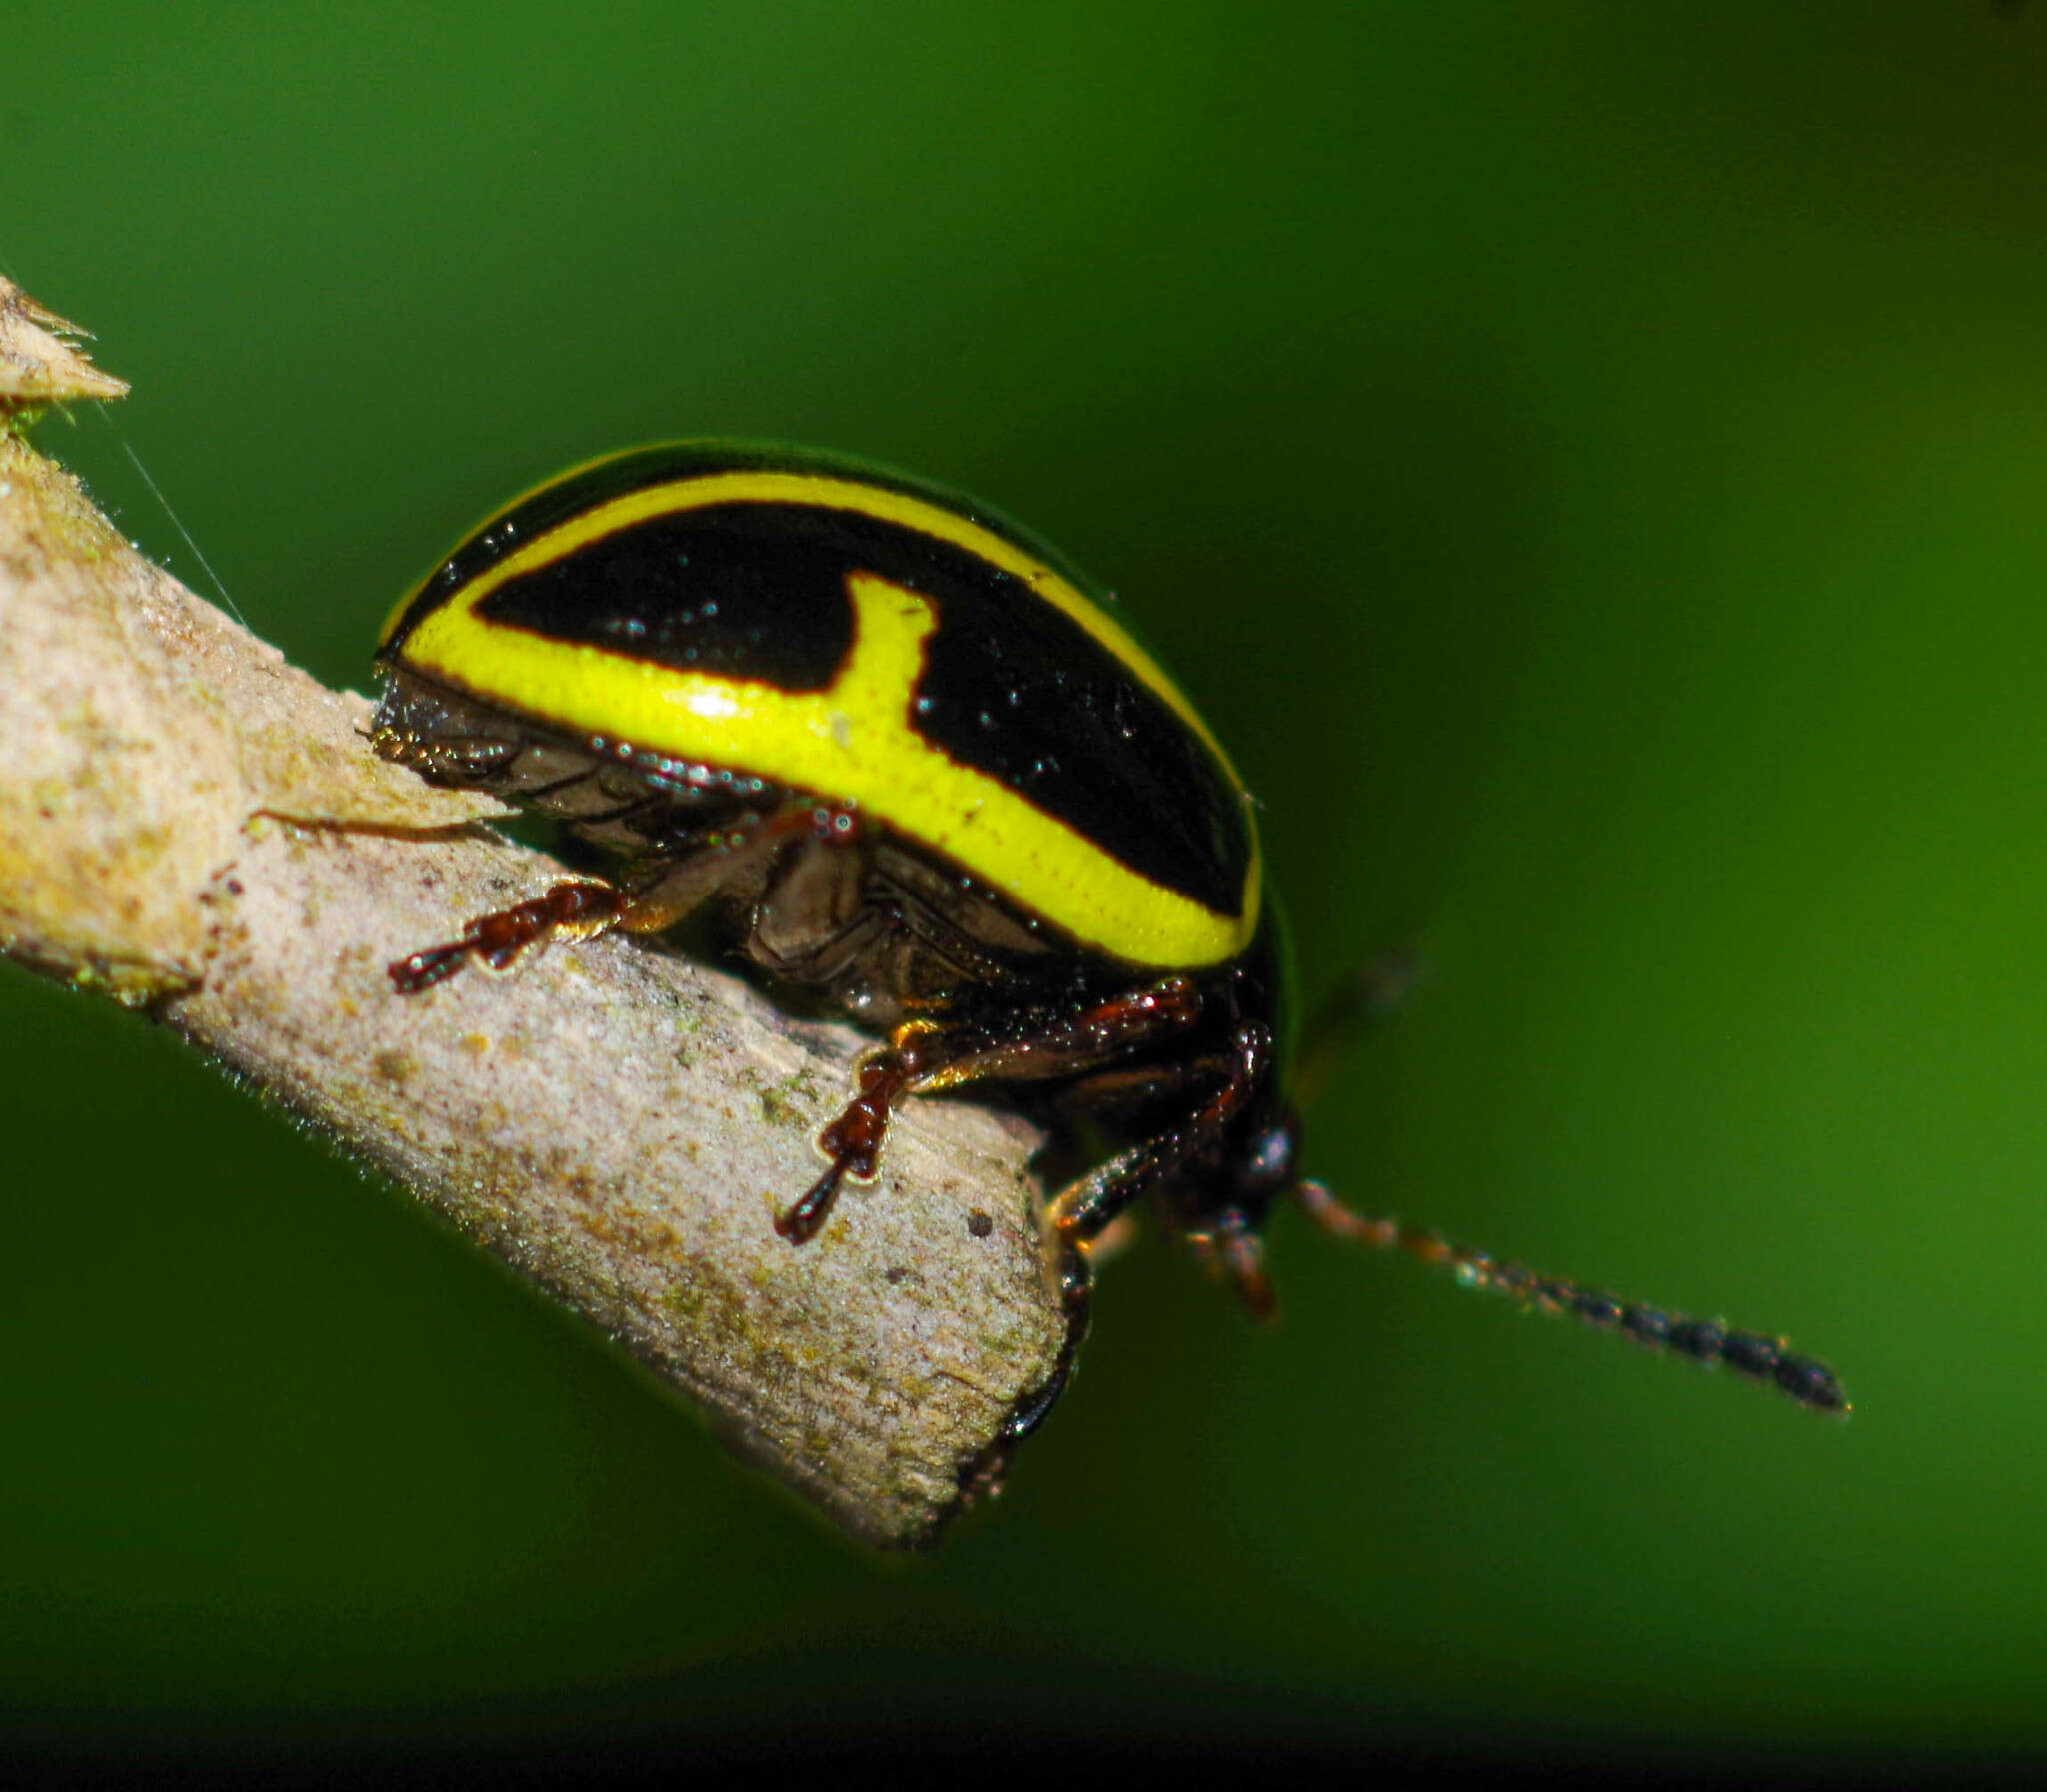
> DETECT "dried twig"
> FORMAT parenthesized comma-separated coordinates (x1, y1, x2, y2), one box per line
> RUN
(0, 281, 1081, 1548)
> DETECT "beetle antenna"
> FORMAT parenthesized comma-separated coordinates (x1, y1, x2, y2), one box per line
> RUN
(1292, 944, 1425, 1113)
(1290, 1179, 1850, 1415)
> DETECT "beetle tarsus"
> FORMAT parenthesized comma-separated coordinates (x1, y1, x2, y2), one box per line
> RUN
(389, 943, 475, 994)
(1194, 1209, 1276, 1322)
(777, 1050, 917, 1243)
(387, 878, 626, 993)
(776, 1163, 849, 1243)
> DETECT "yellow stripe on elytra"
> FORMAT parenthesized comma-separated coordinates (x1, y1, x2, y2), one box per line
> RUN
(398, 468, 1249, 792)
(399, 566, 1258, 968)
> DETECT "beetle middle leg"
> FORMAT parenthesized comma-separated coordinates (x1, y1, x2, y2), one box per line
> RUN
(777, 976, 1210, 1243)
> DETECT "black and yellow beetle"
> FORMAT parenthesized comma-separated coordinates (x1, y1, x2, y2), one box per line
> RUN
(372, 441, 1846, 1412)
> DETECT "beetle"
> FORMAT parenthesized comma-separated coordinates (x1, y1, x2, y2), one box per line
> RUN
(371, 440, 1846, 1412)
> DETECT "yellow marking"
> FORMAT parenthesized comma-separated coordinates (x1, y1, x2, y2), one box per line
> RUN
(399, 566, 1260, 968)
(389, 464, 1248, 793)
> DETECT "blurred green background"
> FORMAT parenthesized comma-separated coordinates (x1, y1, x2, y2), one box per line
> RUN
(5, 0, 2043, 1769)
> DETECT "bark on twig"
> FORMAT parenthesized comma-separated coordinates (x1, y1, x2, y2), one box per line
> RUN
(0, 284, 1081, 1548)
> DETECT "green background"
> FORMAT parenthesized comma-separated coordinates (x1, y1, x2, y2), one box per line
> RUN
(5, 1, 2042, 1768)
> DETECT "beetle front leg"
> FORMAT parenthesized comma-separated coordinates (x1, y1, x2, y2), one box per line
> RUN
(1050, 1020, 1279, 1316)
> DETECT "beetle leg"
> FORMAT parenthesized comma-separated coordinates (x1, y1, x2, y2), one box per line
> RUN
(387, 799, 852, 993)
(1184, 1207, 1277, 1323)
(777, 1048, 924, 1242)
(388, 879, 628, 992)
(777, 976, 1210, 1244)
(902, 976, 1207, 1096)
(1049, 1020, 1276, 1308)
(623, 800, 859, 937)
